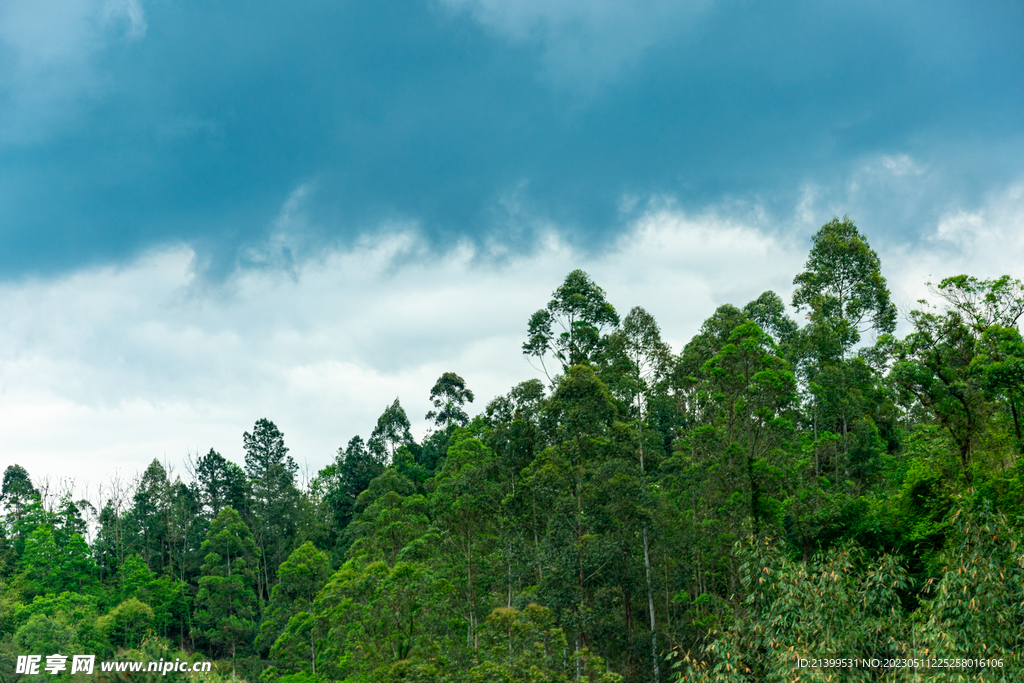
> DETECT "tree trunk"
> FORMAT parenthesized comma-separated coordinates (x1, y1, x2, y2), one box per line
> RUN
(639, 401, 659, 682)
(643, 525, 658, 682)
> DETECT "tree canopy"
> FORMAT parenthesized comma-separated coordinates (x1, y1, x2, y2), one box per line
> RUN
(3, 216, 1024, 682)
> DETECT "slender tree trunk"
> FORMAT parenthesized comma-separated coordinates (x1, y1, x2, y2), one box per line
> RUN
(1011, 400, 1023, 451)
(533, 494, 542, 583)
(643, 526, 658, 682)
(467, 539, 477, 658)
(638, 399, 659, 682)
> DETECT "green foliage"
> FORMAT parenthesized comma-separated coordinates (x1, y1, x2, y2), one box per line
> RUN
(426, 372, 476, 429)
(471, 604, 571, 682)
(244, 418, 301, 599)
(9, 252, 1024, 683)
(194, 507, 259, 658)
(792, 215, 897, 356)
(316, 559, 452, 681)
(369, 399, 414, 462)
(97, 598, 155, 649)
(523, 269, 620, 377)
(196, 448, 250, 517)
(316, 436, 385, 541)
(11, 592, 108, 664)
(259, 541, 330, 668)
(347, 469, 429, 566)
(916, 501, 1024, 677)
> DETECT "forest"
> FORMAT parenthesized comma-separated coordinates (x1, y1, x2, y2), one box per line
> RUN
(2, 216, 1023, 682)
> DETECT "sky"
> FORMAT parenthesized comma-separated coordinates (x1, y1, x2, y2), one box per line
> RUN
(0, 0, 1022, 492)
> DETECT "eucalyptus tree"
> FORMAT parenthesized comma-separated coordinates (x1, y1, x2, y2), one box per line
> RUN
(929, 274, 1024, 333)
(347, 469, 429, 566)
(791, 217, 896, 496)
(426, 372, 476, 429)
(369, 399, 414, 463)
(934, 275, 1024, 451)
(319, 436, 385, 540)
(606, 306, 672, 681)
(258, 541, 331, 673)
(892, 276, 1024, 468)
(131, 459, 172, 572)
(523, 269, 620, 380)
(1, 464, 39, 526)
(484, 379, 548, 616)
(430, 435, 503, 657)
(520, 365, 631, 661)
(792, 216, 897, 358)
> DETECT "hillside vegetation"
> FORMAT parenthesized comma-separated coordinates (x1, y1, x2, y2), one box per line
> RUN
(2, 216, 1024, 682)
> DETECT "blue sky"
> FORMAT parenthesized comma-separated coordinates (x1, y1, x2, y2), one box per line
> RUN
(1, 0, 1022, 488)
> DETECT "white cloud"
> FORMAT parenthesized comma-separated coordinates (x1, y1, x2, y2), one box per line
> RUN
(875, 182, 1024, 325)
(438, 0, 709, 90)
(4, 179, 1023, 489)
(0, 0, 146, 143)
(0, 206, 802, 487)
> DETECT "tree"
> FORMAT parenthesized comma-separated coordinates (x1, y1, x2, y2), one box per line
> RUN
(431, 436, 503, 656)
(316, 559, 447, 680)
(259, 542, 331, 674)
(97, 598, 155, 650)
(742, 291, 798, 356)
(194, 449, 250, 518)
(243, 418, 300, 599)
(892, 306, 988, 470)
(1, 465, 40, 555)
(194, 507, 259, 674)
(426, 372, 476, 430)
(929, 274, 1024, 334)
(520, 365, 630, 660)
(319, 436, 386, 541)
(791, 218, 897, 506)
(369, 399, 414, 463)
(605, 306, 672, 681)
(471, 604, 571, 682)
(893, 275, 1024, 468)
(792, 216, 897, 358)
(699, 321, 796, 532)
(523, 270, 620, 378)
(131, 459, 171, 573)
(347, 470, 429, 566)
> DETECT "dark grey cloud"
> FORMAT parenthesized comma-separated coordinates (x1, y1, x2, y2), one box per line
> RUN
(0, 0, 1020, 279)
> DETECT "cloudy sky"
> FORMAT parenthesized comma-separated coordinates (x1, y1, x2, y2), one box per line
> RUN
(1, 0, 1022, 489)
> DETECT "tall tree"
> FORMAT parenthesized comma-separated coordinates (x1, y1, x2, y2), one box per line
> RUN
(131, 459, 172, 572)
(791, 217, 897, 499)
(792, 215, 897, 358)
(431, 435, 503, 657)
(520, 365, 630, 660)
(368, 399, 414, 463)
(320, 436, 386, 540)
(243, 418, 300, 600)
(426, 372, 476, 430)
(194, 449, 250, 519)
(523, 269, 620, 379)
(258, 541, 331, 674)
(194, 507, 259, 678)
(1, 465, 40, 555)
(606, 306, 672, 681)
(890, 278, 1024, 469)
